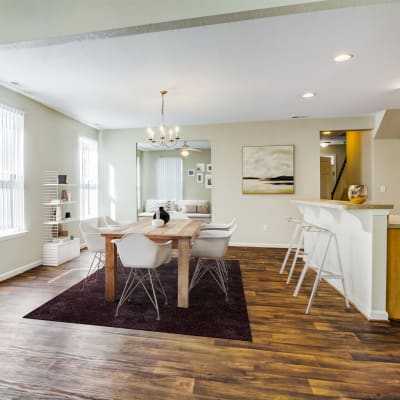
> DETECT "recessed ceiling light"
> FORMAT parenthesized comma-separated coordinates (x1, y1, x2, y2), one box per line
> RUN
(301, 92, 316, 99)
(334, 53, 354, 62)
(291, 115, 309, 119)
(320, 142, 330, 148)
(322, 131, 331, 135)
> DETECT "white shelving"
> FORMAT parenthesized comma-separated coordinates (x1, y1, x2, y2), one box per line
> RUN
(42, 171, 80, 266)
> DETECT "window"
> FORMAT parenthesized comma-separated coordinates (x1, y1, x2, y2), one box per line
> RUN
(136, 155, 141, 210)
(0, 104, 24, 237)
(156, 157, 183, 200)
(80, 137, 98, 219)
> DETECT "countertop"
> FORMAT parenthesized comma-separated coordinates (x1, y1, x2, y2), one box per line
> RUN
(292, 199, 394, 210)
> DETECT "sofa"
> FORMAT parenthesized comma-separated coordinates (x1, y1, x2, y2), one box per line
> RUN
(138, 199, 211, 221)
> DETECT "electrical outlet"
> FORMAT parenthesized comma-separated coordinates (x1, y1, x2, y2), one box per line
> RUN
(380, 185, 386, 193)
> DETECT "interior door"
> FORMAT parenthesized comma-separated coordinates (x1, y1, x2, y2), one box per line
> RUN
(320, 156, 332, 199)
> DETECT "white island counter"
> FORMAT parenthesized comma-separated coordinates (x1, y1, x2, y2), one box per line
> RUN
(293, 199, 393, 320)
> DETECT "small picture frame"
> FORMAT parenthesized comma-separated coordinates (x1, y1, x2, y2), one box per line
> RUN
(188, 169, 195, 177)
(206, 163, 212, 173)
(196, 163, 205, 173)
(205, 174, 212, 188)
(196, 173, 204, 184)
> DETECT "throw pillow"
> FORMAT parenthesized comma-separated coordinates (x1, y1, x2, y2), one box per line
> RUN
(197, 204, 209, 213)
(182, 204, 197, 213)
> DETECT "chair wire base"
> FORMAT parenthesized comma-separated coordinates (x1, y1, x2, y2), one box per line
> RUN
(115, 268, 168, 320)
(190, 258, 229, 301)
(82, 252, 104, 289)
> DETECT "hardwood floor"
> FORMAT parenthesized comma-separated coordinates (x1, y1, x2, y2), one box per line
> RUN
(1, 247, 400, 399)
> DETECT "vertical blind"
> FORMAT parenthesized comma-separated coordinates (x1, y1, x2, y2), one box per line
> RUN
(136, 155, 141, 210)
(157, 157, 183, 200)
(80, 137, 98, 219)
(0, 104, 24, 236)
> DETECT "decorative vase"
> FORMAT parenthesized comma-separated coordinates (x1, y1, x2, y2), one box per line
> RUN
(348, 184, 368, 204)
(58, 175, 67, 184)
(153, 206, 170, 224)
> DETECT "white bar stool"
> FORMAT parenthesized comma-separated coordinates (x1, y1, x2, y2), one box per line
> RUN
(280, 217, 308, 284)
(293, 224, 350, 314)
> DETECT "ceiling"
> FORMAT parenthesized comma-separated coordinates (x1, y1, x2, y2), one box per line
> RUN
(0, 1, 399, 129)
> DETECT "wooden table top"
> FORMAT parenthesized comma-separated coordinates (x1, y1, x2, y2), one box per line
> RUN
(101, 219, 204, 240)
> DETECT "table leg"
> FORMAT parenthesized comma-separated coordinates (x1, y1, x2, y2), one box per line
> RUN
(105, 236, 118, 301)
(178, 238, 190, 308)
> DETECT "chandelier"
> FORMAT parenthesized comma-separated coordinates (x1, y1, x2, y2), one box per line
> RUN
(146, 90, 180, 148)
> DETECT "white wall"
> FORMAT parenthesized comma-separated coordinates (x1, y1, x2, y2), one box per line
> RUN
(99, 116, 374, 246)
(0, 85, 97, 278)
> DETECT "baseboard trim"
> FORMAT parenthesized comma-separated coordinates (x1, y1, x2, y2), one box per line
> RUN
(324, 278, 389, 321)
(0, 259, 42, 282)
(230, 242, 288, 248)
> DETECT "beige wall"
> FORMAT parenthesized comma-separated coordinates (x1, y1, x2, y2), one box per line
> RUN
(373, 139, 400, 214)
(0, 85, 98, 278)
(99, 116, 374, 246)
(360, 131, 373, 199)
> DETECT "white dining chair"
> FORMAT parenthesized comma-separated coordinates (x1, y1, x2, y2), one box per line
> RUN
(79, 221, 106, 288)
(103, 215, 135, 229)
(201, 217, 236, 231)
(189, 224, 237, 301)
(112, 233, 172, 320)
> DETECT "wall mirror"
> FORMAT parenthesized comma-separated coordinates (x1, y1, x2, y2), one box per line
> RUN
(136, 140, 211, 219)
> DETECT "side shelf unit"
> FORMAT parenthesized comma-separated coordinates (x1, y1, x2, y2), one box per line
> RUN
(42, 171, 80, 266)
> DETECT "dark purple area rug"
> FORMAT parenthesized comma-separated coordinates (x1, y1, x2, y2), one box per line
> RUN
(24, 259, 252, 341)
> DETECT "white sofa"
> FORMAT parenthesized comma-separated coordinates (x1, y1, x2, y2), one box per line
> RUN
(138, 199, 211, 221)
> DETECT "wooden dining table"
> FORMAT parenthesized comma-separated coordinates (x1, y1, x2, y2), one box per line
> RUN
(101, 219, 203, 308)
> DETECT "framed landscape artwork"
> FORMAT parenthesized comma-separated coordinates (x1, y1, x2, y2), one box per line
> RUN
(242, 145, 294, 194)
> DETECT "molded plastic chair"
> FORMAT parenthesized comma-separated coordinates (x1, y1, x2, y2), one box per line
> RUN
(79, 221, 106, 287)
(103, 215, 135, 229)
(112, 233, 172, 320)
(189, 224, 237, 300)
(201, 217, 236, 231)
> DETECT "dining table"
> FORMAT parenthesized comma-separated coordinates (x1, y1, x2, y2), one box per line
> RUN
(101, 218, 204, 308)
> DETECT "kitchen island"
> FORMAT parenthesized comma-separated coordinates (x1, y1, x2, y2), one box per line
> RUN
(292, 199, 393, 320)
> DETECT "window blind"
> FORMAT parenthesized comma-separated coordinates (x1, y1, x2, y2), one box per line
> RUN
(156, 157, 183, 201)
(80, 137, 98, 219)
(0, 104, 24, 236)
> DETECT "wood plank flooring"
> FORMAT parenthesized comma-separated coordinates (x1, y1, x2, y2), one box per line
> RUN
(1, 247, 400, 399)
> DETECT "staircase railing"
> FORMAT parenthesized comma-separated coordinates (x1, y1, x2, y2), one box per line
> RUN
(331, 158, 347, 200)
